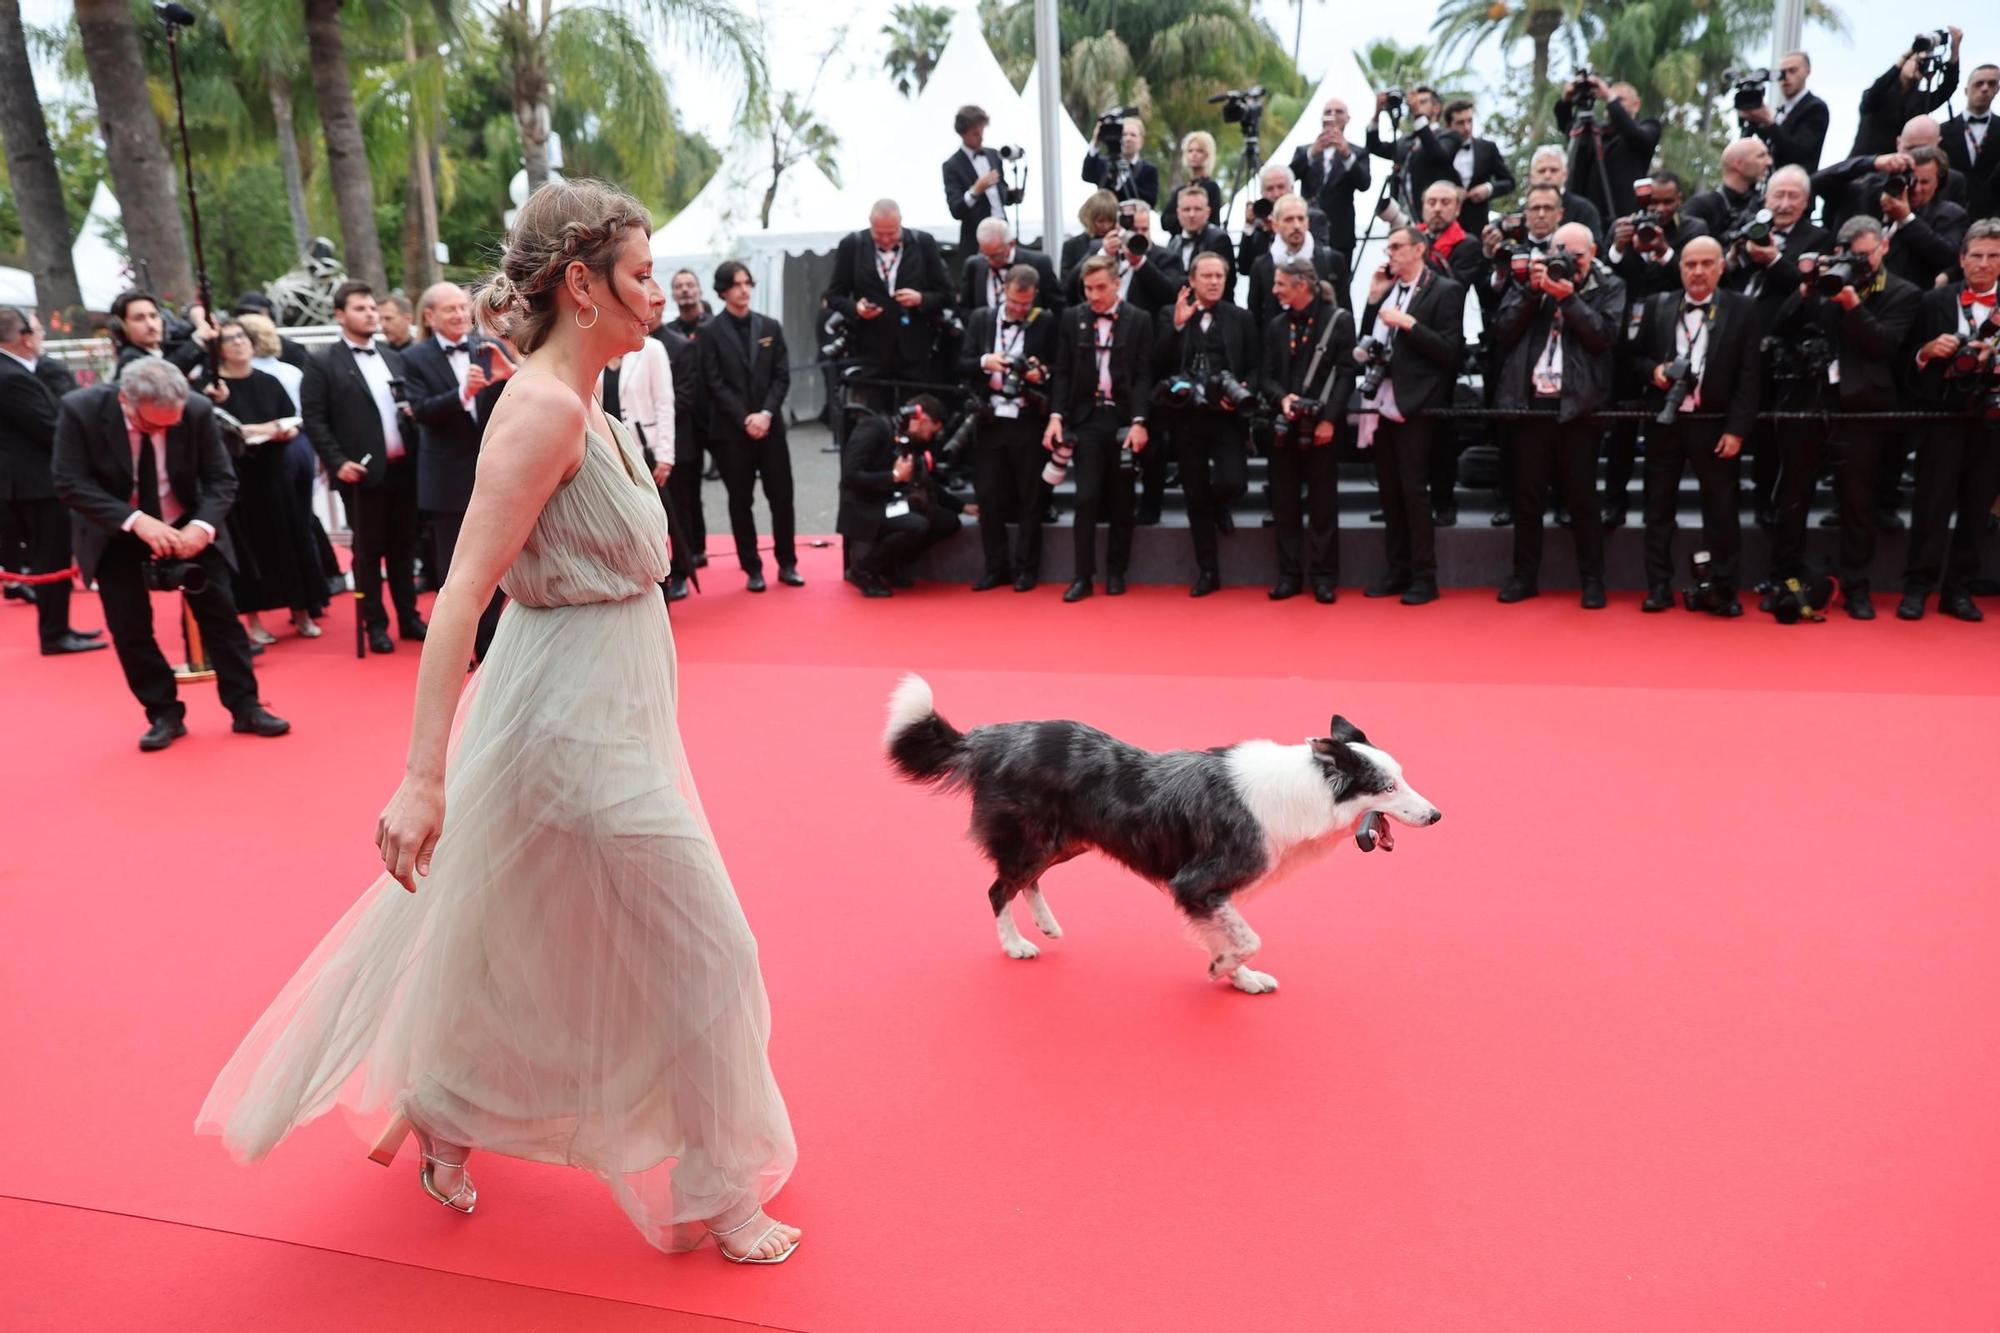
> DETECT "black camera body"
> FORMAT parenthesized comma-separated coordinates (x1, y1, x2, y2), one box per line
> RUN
(1757, 570, 1837, 623)
(1095, 105, 1139, 156)
(1725, 66, 1772, 114)
(1721, 207, 1774, 248)
(1656, 355, 1698, 425)
(143, 557, 208, 595)
(1354, 334, 1392, 397)
(1497, 212, 1528, 243)
(1568, 67, 1598, 118)
(820, 309, 851, 360)
(1681, 549, 1734, 614)
(1541, 246, 1578, 284)
(1761, 331, 1836, 382)
(1380, 90, 1406, 123)
(1882, 170, 1913, 200)
(1798, 248, 1862, 298)
(1270, 395, 1325, 447)
(387, 376, 414, 423)
(1911, 29, 1951, 80)
(1625, 178, 1665, 249)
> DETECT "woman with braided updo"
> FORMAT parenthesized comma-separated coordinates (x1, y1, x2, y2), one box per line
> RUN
(198, 179, 802, 1264)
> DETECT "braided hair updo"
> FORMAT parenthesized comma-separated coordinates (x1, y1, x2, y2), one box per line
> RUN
(474, 178, 653, 354)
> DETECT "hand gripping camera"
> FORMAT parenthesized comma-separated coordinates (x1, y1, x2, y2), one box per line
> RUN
(1270, 395, 1325, 447)
(1724, 67, 1772, 116)
(1626, 179, 1666, 250)
(1353, 335, 1392, 398)
(1797, 248, 1863, 298)
(1656, 356, 1698, 425)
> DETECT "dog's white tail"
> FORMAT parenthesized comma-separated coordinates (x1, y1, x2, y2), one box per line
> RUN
(884, 674, 968, 786)
(884, 673, 937, 746)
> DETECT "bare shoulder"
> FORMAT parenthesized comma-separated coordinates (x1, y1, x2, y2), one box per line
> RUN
(483, 373, 587, 475)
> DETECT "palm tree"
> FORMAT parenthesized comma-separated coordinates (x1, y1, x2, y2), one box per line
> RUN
(490, 0, 764, 195)
(216, 0, 316, 263)
(1429, 0, 1598, 146)
(1350, 39, 1474, 103)
(304, 0, 388, 292)
(0, 0, 82, 317)
(758, 91, 839, 228)
(882, 2, 952, 98)
(74, 0, 196, 302)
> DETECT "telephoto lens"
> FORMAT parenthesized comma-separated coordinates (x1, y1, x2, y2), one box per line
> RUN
(1042, 439, 1075, 486)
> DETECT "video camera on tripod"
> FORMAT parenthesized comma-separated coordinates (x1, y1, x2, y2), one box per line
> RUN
(1209, 86, 1265, 135)
(1567, 67, 1600, 120)
(1094, 105, 1141, 157)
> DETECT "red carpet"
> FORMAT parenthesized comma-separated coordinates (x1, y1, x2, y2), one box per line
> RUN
(3, 548, 1997, 1331)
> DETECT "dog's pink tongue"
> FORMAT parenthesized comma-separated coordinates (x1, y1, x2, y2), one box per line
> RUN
(1379, 822, 1396, 851)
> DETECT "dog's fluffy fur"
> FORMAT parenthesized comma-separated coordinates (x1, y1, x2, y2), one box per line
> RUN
(884, 675, 1441, 993)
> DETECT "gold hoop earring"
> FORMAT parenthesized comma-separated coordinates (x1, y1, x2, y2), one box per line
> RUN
(574, 305, 600, 331)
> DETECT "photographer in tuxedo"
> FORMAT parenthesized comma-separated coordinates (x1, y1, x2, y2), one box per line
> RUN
(837, 395, 964, 598)
(1876, 148, 1970, 289)
(660, 268, 711, 563)
(1238, 165, 1331, 280)
(699, 261, 800, 592)
(1899, 221, 2000, 622)
(1492, 223, 1623, 609)
(1743, 52, 1829, 173)
(1357, 226, 1467, 605)
(1157, 252, 1259, 596)
(1942, 65, 2000, 219)
(1555, 76, 1660, 219)
(1261, 257, 1354, 603)
(404, 281, 510, 660)
(943, 105, 1017, 257)
(1161, 185, 1237, 299)
(1045, 253, 1155, 601)
(0, 308, 102, 655)
(1685, 137, 1772, 239)
(1245, 193, 1350, 343)
(1850, 27, 1963, 157)
(1367, 86, 1443, 217)
(51, 359, 290, 750)
(1415, 99, 1515, 234)
(822, 199, 955, 411)
(1630, 237, 1760, 615)
(1081, 114, 1159, 207)
(303, 281, 425, 655)
(960, 265, 1057, 591)
(1291, 97, 1369, 259)
(962, 218, 1061, 317)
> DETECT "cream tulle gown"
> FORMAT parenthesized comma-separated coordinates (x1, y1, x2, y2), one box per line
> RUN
(197, 417, 795, 1252)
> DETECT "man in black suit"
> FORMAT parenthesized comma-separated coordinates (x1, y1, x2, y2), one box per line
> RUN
(961, 218, 1061, 317)
(1367, 86, 1442, 218)
(1765, 217, 1921, 619)
(1742, 51, 1830, 173)
(1523, 147, 1606, 247)
(302, 280, 424, 654)
(1245, 194, 1350, 337)
(1877, 147, 1971, 289)
(1065, 201, 1179, 317)
(1156, 252, 1259, 596)
(1849, 27, 1963, 158)
(1238, 164, 1333, 280)
(699, 260, 799, 592)
(1416, 99, 1515, 235)
(0, 308, 103, 655)
(943, 105, 1015, 257)
(1555, 77, 1661, 221)
(1899, 221, 2000, 622)
(1357, 225, 1466, 605)
(1290, 97, 1369, 260)
(1044, 253, 1155, 601)
(1260, 258, 1353, 603)
(50, 359, 289, 750)
(108, 289, 205, 376)
(960, 265, 1058, 591)
(403, 281, 507, 659)
(649, 314, 700, 601)
(1415, 182, 1485, 528)
(1161, 185, 1237, 300)
(1684, 136, 1772, 241)
(1941, 64, 1999, 219)
(1491, 223, 1623, 609)
(837, 395, 963, 598)
(822, 200, 956, 411)
(660, 269, 711, 563)
(1630, 237, 1760, 614)
(1080, 115, 1159, 207)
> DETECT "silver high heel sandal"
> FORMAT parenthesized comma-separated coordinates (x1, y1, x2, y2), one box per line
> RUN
(708, 1211, 801, 1265)
(368, 1110, 477, 1214)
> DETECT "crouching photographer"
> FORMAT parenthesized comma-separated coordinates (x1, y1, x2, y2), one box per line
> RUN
(1156, 252, 1259, 597)
(1492, 223, 1624, 609)
(959, 265, 1057, 591)
(1260, 257, 1354, 602)
(837, 394, 966, 598)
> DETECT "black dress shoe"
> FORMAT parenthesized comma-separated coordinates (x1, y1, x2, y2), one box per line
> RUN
(971, 573, 1005, 592)
(691, 553, 709, 569)
(1269, 579, 1302, 601)
(1600, 506, 1627, 529)
(1215, 510, 1236, 534)
(1715, 597, 1744, 618)
(1314, 583, 1337, 604)
(1190, 572, 1220, 598)
(77, 627, 104, 639)
(41, 630, 109, 655)
(668, 577, 690, 602)
(1758, 590, 1777, 614)
(1105, 575, 1127, 596)
(1490, 506, 1514, 527)
(1641, 585, 1674, 612)
(4, 582, 36, 604)
(1368, 510, 1385, 523)
(1942, 593, 1985, 623)
(138, 717, 187, 752)
(746, 573, 768, 593)
(1432, 506, 1458, 528)
(1013, 574, 1038, 593)
(1496, 578, 1538, 604)
(1896, 592, 1926, 621)
(1844, 591, 1876, 621)
(1364, 577, 1410, 599)
(232, 706, 292, 738)
(1580, 580, 1608, 610)
(399, 620, 428, 642)
(856, 573, 893, 599)
(1400, 582, 1438, 606)
(778, 567, 805, 587)
(368, 628, 396, 654)
(1063, 579, 1093, 603)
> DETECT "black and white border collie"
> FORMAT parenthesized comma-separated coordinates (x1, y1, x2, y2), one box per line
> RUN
(883, 675, 1441, 994)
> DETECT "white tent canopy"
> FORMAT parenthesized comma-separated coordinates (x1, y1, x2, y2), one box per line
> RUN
(73, 180, 131, 310)
(1013, 60, 1097, 248)
(650, 133, 848, 269)
(0, 266, 34, 307)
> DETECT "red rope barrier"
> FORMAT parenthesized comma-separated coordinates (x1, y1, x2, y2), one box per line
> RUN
(0, 566, 78, 586)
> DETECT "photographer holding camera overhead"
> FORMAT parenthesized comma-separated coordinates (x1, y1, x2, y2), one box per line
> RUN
(1367, 86, 1443, 218)
(1735, 53, 1829, 173)
(960, 264, 1057, 592)
(1290, 98, 1369, 259)
(837, 394, 965, 599)
(1156, 251, 1259, 597)
(303, 280, 425, 655)
(1261, 256, 1353, 604)
(943, 105, 1023, 257)
(1850, 27, 1963, 158)
(1554, 72, 1661, 220)
(1765, 217, 1921, 620)
(51, 358, 290, 751)
(1081, 110, 1159, 207)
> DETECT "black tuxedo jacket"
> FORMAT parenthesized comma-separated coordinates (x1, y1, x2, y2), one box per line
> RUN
(1155, 225, 1239, 298)
(1609, 215, 1712, 299)
(1554, 98, 1661, 218)
(1630, 290, 1762, 437)
(1260, 297, 1355, 408)
(1358, 273, 1467, 416)
(1365, 123, 1434, 209)
(1908, 282, 2000, 404)
(943, 145, 1007, 254)
(1290, 143, 1370, 256)
(1851, 61, 1960, 157)
(1885, 198, 1971, 289)
(52, 386, 237, 580)
(1559, 191, 1606, 246)
(1246, 248, 1351, 335)
(823, 228, 955, 379)
(1492, 268, 1627, 421)
(1812, 155, 1971, 233)
(0, 353, 67, 500)
(1414, 130, 1516, 232)
(655, 312, 710, 433)
(1159, 177, 1224, 236)
(302, 339, 412, 489)
(1758, 91, 1830, 172)
(1720, 221, 1831, 332)
(961, 246, 1063, 316)
(958, 305, 1060, 392)
(1684, 183, 1761, 241)
(1941, 115, 2000, 218)
(1770, 272, 1921, 410)
(697, 312, 789, 444)
(401, 335, 489, 514)
(1081, 151, 1159, 207)
(1154, 300, 1260, 387)
(1063, 247, 1178, 316)
(1049, 301, 1156, 424)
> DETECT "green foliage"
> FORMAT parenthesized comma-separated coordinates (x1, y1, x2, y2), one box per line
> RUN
(883, 3, 954, 98)
(205, 162, 301, 298)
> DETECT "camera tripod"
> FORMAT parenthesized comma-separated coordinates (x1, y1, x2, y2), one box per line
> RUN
(1563, 93, 1619, 226)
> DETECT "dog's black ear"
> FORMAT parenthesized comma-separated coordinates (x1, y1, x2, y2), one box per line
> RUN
(1329, 715, 1369, 747)
(1309, 736, 1364, 775)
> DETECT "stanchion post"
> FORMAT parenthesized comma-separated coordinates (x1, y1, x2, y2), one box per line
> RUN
(174, 593, 216, 683)
(354, 587, 368, 658)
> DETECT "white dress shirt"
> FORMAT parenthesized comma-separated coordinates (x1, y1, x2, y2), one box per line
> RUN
(345, 337, 406, 459)
(119, 411, 216, 538)
(963, 145, 1007, 220)
(434, 332, 478, 417)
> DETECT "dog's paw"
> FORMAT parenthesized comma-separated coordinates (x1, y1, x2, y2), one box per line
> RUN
(1033, 914, 1063, 939)
(1003, 938, 1042, 960)
(1230, 966, 1279, 995)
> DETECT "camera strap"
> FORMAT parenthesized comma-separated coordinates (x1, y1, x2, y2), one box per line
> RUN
(1300, 303, 1348, 400)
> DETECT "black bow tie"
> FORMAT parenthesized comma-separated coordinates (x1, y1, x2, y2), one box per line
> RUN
(1001, 319, 1021, 330)
(1682, 298, 1713, 313)
(349, 344, 377, 356)
(441, 341, 467, 355)
(1968, 115, 1990, 125)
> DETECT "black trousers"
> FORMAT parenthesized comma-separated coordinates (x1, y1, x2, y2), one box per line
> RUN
(972, 415, 1049, 578)
(1135, 426, 1171, 523)
(1069, 416, 1137, 581)
(666, 425, 707, 555)
(1173, 414, 1249, 576)
(1643, 420, 1742, 590)
(427, 509, 506, 660)
(5, 496, 75, 646)
(1772, 422, 1884, 591)
(1904, 420, 2000, 596)
(1268, 434, 1341, 583)
(859, 504, 961, 575)
(1373, 419, 1437, 584)
(1511, 412, 1604, 583)
(95, 534, 260, 723)
(713, 430, 797, 575)
(344, 461, 421, 633)
(1428, 425, 1463, 512)
(1603, 421, 1639, 512)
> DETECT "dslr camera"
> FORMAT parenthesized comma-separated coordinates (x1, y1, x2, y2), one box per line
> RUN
(1656, 355, 1698, 425)
(1353, 335, 1392, 397)
(1882, 169, 1913, 200)
(1797, 247, 1863, 298)
(820, 309, 852, 360)
(1568, 67, 1599, 117)
(1724, 67, 1772, 115)
(1379, 89, 1406, 123)
(1911, 29, 1951, 80)
(1270, 395, 1325, 447)
(1721, 206, 1774, 248)
(1681, 549, 1735, 615)
(142, 556, 208, 595)
(1761, 331, 1836, 382)
(1625, 179, 1666, 249)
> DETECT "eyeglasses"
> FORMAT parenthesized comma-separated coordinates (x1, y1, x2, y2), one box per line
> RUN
(219, 331, 250, 343)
